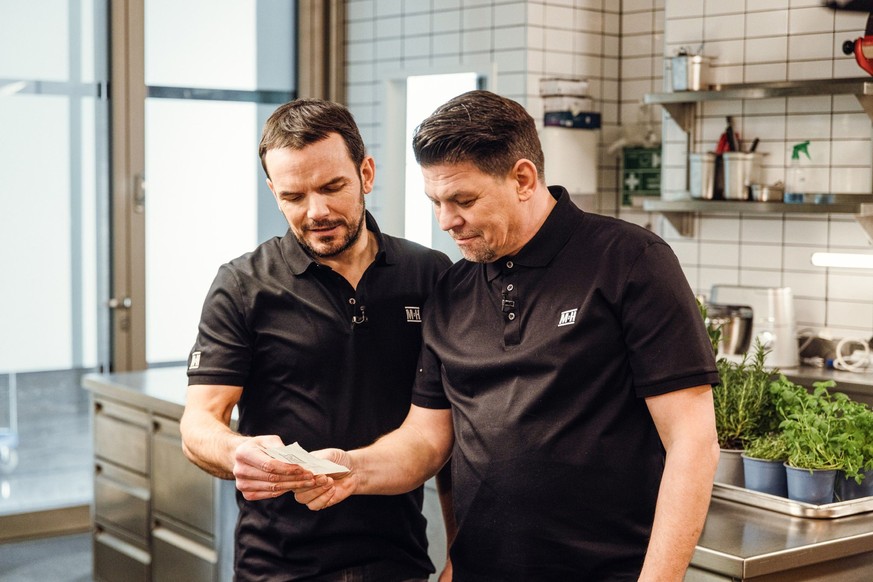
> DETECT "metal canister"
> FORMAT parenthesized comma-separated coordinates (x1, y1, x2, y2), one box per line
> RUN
(689, 152, 716, 199)
(671, 54, 711, 91)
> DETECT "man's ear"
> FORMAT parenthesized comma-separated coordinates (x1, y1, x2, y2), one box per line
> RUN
(360, 156, 376, 194)
(512, 158, 539, 201)
(266, 178, 279, 205)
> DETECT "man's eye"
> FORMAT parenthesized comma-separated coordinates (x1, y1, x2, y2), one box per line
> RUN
(457, 199, 474, 208)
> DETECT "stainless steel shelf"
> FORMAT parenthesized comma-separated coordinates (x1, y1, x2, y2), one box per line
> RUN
(642, 197, 873, 237)
(643, 199, 872, 214)
(644, 77, 873, 132)
(643, 78, 873, 240)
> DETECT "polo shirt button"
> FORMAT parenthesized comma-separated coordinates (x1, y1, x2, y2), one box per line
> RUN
(508, 312, 516, 320)
(506, 261, 514, 269)
(348, 298, 356, 305)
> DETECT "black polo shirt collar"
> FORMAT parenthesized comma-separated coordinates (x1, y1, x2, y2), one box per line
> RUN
(280, 210, 389, 276)
(485, 185, 579, 282)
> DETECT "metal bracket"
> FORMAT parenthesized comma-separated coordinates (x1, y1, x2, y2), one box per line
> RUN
(660, 211, 695, 237)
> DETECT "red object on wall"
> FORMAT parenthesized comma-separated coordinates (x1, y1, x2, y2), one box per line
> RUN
(842, 14, 873, 76)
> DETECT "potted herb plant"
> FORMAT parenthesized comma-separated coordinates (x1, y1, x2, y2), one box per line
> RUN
(771, 377, 846, 505)
(742, 431, 789, 497)
(835, 398, 873, 501)
(711, 340, 778, 487)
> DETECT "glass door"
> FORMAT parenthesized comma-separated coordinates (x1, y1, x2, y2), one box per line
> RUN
(0, 0, 110, 520)
(130, 0, 296, 367)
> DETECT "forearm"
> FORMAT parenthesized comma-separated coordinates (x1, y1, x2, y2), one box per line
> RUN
(639, 439, 719, 581)
(350, 422, 451, 495)
(180, 408, 247, 480)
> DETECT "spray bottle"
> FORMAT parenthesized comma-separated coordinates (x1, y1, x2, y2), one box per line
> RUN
(786, 141, 811, 200)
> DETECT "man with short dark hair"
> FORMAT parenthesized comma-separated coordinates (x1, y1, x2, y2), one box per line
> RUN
(180, 98, 453, 581)
(293, 90, 720, 581)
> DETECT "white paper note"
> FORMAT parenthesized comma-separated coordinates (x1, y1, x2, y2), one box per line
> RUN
(261, 442, 350, 476)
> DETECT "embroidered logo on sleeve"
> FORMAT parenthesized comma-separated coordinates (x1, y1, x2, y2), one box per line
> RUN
(405, 306, 422, 323)
(558, 309, 578, 327)
(189, 351, 201, 370)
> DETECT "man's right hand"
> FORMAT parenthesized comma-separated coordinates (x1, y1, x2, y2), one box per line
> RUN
(291, 448, 359, 510)
(232, 435, 321, 501)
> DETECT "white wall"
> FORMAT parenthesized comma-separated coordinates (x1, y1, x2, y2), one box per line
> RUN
(345, 0, 873, 342)
(649, 1, 873, 341)
(344, 0, 619, 239)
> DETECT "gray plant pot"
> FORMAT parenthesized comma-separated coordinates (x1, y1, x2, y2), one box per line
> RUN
(742, 454, 787, 497)
(835, 469, 873, 501)
(785, 463, 837, 505)
(715, 448, 745, 487)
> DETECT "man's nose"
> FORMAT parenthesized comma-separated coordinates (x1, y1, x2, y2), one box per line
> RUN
(307, 194, 330, 219)
(435, 204, 462, 232)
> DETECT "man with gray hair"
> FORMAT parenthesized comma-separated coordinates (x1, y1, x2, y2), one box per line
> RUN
(291, 90, 720, 581)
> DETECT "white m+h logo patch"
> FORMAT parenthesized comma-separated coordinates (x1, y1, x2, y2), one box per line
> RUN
(406, 306, 422, 323)
(558, 309, 577, 327)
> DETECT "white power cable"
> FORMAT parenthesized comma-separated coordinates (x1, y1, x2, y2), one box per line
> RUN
(833, 337, 872, 373)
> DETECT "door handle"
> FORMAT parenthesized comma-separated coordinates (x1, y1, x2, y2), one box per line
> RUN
(107, 297, 132, 309)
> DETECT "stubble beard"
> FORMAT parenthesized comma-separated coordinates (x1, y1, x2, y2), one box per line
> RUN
(299, 192, 366, 260)
(459, 244, 496, 263)
(452, 231, 496, 263)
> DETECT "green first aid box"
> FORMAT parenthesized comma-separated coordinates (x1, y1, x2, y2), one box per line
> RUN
(621, 146, 661, 206)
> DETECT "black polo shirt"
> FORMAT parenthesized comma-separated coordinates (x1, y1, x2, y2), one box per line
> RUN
(413, 187, 719, 581)
(188, 211, 451, 581)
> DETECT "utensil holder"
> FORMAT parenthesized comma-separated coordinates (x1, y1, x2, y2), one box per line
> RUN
(723, 152, 762, 200)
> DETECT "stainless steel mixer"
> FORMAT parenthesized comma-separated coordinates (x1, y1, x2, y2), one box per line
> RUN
(708, 285, 799, 369)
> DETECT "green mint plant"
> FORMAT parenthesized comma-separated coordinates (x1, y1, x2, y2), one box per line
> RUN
(838, 398, 873, 484)
(770, 376, 861, 476)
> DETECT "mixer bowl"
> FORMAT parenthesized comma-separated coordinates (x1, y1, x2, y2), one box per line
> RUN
(707, 304, 754, 355)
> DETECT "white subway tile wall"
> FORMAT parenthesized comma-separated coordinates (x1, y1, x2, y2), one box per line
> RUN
(649, 1, 873, 340)
(346, 0, 624, 219)
(344, 1, 873, 340)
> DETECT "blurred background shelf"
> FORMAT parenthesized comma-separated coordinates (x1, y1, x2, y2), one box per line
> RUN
(642, 196, 873, 237)
(644, 78, 873, 132)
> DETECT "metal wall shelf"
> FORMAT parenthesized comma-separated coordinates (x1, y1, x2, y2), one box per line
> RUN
(642, 78, 873, 239)
(644, 77, 873, 132)
(642, 198, 873, 237)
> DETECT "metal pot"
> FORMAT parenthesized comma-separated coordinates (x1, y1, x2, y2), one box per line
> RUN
(707, 304, 754, 355)
(671, 54, 711, 91)
(750, 182, 784, 202)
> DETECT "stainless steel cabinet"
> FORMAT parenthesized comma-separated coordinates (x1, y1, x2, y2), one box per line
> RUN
(93, 398, 152, 581)
(91, 395, 235, 582)
(151, 415, 235, 580)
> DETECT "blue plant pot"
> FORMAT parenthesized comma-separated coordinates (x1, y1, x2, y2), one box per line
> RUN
(835, 469, 873, 501)
(785, 463, 837, 505)
(742, 454, 787, 497)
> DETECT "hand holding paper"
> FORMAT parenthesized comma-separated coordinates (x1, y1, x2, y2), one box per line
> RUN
(261, 442, 350, 476)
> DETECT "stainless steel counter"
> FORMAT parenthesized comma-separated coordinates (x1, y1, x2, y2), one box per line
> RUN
(83, 367, 237, 581)
(82, 366, 190, 418)
(690, 497, 873, 580)
(687, 366, 873, 579)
